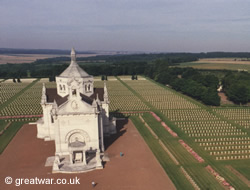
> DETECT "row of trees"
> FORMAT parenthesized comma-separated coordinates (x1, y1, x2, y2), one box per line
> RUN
(222, 72, 250, 104)
(144, 62, 221, 106)
(13, 78, 22, 83)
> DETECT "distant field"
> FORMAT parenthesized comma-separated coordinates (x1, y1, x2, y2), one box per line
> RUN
(196, 58, 250, 65)
(0, 54, 98, 64)
(179, 58, 250, 72)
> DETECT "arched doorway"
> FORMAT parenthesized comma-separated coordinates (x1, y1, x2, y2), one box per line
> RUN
(65, 130, 90, 165)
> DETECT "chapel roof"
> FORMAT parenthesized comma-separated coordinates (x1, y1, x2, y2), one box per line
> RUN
(59, 61, 91, 78)
(59, 48, 92, 78)
(46, 88, 68, 106)
(46, 88, 104, 106)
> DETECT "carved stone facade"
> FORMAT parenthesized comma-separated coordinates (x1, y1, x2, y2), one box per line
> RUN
(36, 48, 116, 173)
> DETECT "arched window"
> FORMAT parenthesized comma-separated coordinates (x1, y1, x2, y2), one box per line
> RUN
(72, 86, 77, 96)
(88, 84, 91, 91)
(85, 85, 87, 92)
(59, 85, 62, 91)
(72, 89, 77, 96)
(63, 85, 66, 91)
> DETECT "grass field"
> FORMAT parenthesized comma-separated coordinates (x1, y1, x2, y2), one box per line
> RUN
(178, 58, 250, 72)
(0, 121, 24, 154)
(131, 113, 224, 190)
(0, 120, 6, 131)
(1, 75, 250, 189)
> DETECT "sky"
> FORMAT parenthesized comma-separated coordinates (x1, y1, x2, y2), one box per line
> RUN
(0, 0, 250, 52)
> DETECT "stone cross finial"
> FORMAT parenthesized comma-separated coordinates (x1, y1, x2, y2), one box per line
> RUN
(71, 48, 76, 62)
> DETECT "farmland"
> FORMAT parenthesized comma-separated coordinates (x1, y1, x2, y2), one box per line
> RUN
(0, 54, 99, 65)
(179, 58, 250, 72)
(1, 76, 250, 189)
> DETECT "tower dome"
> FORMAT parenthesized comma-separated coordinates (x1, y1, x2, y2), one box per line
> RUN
(56, 48, 94, 97)
(59, 48, 90, 78)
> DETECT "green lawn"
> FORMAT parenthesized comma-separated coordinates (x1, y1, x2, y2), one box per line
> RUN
(0, 122, 24, 154)
(130, 116, 195, 190)
(0, 120, 7, 131)
(141, 113, 223, 190)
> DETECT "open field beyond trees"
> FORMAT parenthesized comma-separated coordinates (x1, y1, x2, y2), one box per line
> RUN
(0, 54, 99, 64)
(1, 76, 250, 189)
(179, 58, 250, 72)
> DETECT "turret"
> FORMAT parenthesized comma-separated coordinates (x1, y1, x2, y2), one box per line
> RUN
(96, 93, 101, 105)
(104, 82, 109, 103)
(41, 83, 47, 104)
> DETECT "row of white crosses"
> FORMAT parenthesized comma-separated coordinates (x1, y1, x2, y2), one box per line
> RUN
(195, 136, 250, 142)
(163, 109, 219, 121)
(214, 108, 250, 120)
(123, 78, 250, 161)
(210, 150, 250, 155)
(0, 83, 29, 103)
(0, 82, 55, 116)
(125, 80, 200, 110)
(216, 155, 250, 160)
(95, 80, 149, 112)
(152, 102, 198, 110)
(234, 120, 250, 129)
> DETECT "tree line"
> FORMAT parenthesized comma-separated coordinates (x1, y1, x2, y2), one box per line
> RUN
(1, 52, 250, 105)
(222, 71, 250, 104)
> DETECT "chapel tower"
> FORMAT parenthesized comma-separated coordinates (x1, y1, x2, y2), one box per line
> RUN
(36, 48, 116, 173)
(56, 48, 94, 97)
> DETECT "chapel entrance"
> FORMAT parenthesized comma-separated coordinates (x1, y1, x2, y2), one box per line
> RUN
(73, 151, 83, 163)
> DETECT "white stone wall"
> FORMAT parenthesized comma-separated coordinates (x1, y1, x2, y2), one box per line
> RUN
(37, 103, 54, 140)
(81, 78, 94, 97)
(54, 114, 100, 156)
(56, 77, 69, 97)
(56, 76, 94, 98)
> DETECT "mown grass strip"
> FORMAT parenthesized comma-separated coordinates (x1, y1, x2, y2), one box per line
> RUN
(0, 122, 24, 154)
(0, 120, 7, 131)
(131, 116, 194, 190)
(141, 112, 225, 190)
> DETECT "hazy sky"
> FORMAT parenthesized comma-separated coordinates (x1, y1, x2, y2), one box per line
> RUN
(1, 0, 250, 52)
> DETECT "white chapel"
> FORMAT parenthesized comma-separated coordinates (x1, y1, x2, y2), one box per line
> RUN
(36, 48, 116, 173)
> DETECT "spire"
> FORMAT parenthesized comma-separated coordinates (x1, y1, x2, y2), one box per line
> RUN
(92, 98, 97, 108)
(96, 93, 101, 105)
(51, 100, 58, 116)
(41, 83, 47, 104)
(71, 47, 76, 62)
(104, 82, 109, 103)
(59, 48, 90, 78)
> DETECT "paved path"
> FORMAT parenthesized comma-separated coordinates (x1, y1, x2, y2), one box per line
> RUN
(0, 120, 176, 190)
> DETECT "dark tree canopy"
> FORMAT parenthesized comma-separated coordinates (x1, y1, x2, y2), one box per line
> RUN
(1, 51, 250, 106)
(222, 72, 250, 104)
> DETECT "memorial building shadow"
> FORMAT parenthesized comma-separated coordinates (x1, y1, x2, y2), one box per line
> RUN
(104, 111, 129, 150)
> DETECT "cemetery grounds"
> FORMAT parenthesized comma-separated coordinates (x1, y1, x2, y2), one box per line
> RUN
(1, 76, 250, 189)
